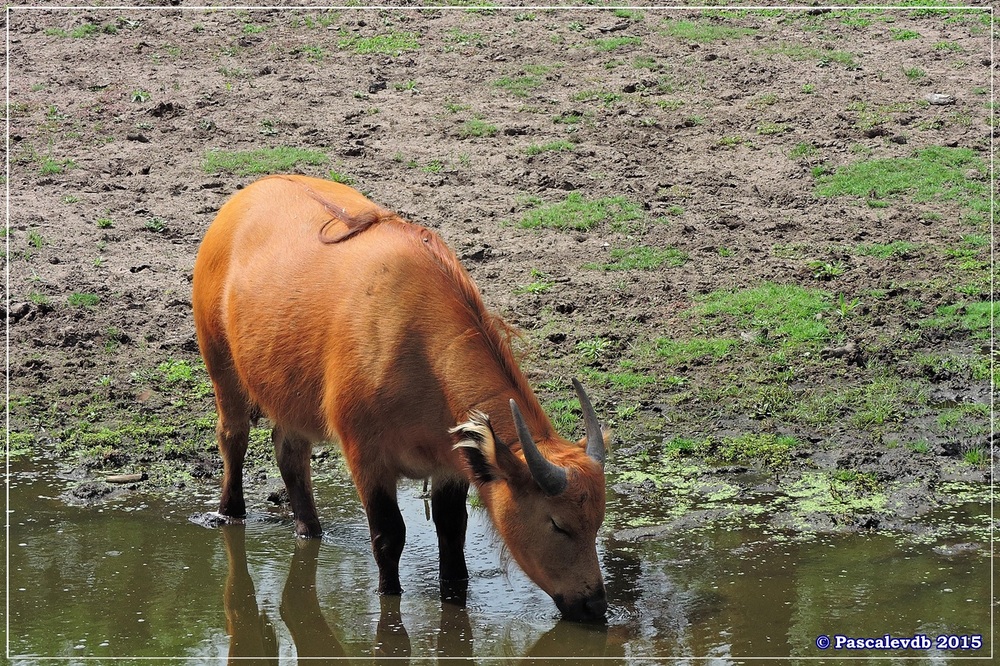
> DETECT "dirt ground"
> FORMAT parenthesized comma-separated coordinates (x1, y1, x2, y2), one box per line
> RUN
(6, 3, 995, 533)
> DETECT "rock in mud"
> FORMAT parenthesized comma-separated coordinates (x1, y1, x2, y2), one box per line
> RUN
(62, 481, 116, 505)
(924, 93, 955, 105)
(189, 512, 234, 529)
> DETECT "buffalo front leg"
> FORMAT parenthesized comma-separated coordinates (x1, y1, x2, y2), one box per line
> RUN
(431, 477, 469, 602)
(273, 426, 322, 538)
(363, 485, 406, 595)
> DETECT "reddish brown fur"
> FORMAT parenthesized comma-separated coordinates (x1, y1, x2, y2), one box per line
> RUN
(192, 175, 606, 620)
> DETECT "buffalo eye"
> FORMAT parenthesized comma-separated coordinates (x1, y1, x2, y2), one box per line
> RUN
(550, 518, 571, 537)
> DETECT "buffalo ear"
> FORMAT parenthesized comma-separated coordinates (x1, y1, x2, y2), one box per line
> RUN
(451, 411, 507, 486)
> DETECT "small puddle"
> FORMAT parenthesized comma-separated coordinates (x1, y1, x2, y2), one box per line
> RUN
(8, 455, 992, 663)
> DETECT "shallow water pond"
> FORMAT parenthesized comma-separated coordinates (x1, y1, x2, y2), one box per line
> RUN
(8, 456, 992, 664)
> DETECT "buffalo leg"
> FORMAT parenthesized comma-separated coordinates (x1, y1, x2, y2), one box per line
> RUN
(212, 370, 252, 520)
(273, 426, 322, 538)
(363, 485, 406, 595)
(431, 477, 469, 600)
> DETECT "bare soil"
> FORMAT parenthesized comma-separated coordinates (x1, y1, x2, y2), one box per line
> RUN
(7, 3, 995, 534)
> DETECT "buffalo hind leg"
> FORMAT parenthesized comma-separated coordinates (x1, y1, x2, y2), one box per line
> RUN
(431, 477, 469, 602)
(212, 370, 252, 520)
(273, 426, 322, 538)
(363, 485, 406, 595)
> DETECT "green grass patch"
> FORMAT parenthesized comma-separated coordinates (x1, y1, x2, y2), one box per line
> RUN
(655, 338, 739, 365)
(790, 143, 818, 159)
(765, 44, 857, 69)
(696, 283, 831, 345)
(844, 376, 926, 429)
(584, 368, 658, 390)
(661, 19, 755, 42)
(593, 36, 642, 51)
(520, 192, 642, 232)
(854, 241, 918, 259)
(459, 118, 498, 138)
(572, 90, 623, 106)
(524, 140, 575, 155)
(495, 75, 543, 98)
(40, 156, 76, 175)
(545, 398, 581, 437)
(337, 31, 418, 54)
(816, 146, 987, 213)
(514, 270, 554, 295)
(203, 147, 328, 176)
(68, 292, 100, 308)
(586, 246, 688, 271)
(9, 432, 34, 459)
(925, 302, 995, 340)
(757, 122, 789, 136)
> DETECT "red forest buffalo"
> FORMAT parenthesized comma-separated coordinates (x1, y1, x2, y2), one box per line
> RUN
(192, 175, 608, 621)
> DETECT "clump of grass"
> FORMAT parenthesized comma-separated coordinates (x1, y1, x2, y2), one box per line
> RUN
(203, 146, 328, 176)
(520, 192, 642, 232)
(656, 338, 739, 365)
(664, 436, 709, 458)
(459, 118, 498, 138)
(524, 140, 575, 155)
(815, 146, 987, 212)
(571, 90, 623, 106)
(593, 36, 642, 51)
(328, 169, 355, 186)
(68, 292, 100, 308)
(494, 75, 543, 98)
(586, 246, 688, 271)
(765, 44, 857, 69)
(925, 301, 995, 340)
(514, 269, 553, 295)
(757, 122, 788, 135)
(337, 31, 418, 54)
(855, 241, 918, 259)
(40, 156, 76, 175)
(576, 337, 613, 363)
(157, 359, 194, 384)
(696, 283, 831, 345)
(790, 143, 818, 159)
(661, 19, 755, 42)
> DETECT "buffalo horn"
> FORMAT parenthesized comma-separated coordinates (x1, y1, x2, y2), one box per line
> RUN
(572, 378, 605, 467)
(510, 399, 568, 496)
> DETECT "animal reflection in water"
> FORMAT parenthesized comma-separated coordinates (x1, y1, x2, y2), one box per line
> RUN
(194, 175, 609, 621)
(220, 525, 613, 664)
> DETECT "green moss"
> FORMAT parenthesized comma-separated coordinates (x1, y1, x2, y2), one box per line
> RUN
(786, 471, 888, 519)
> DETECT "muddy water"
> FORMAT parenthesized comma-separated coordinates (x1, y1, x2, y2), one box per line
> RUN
(9, 457, 992, 664)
